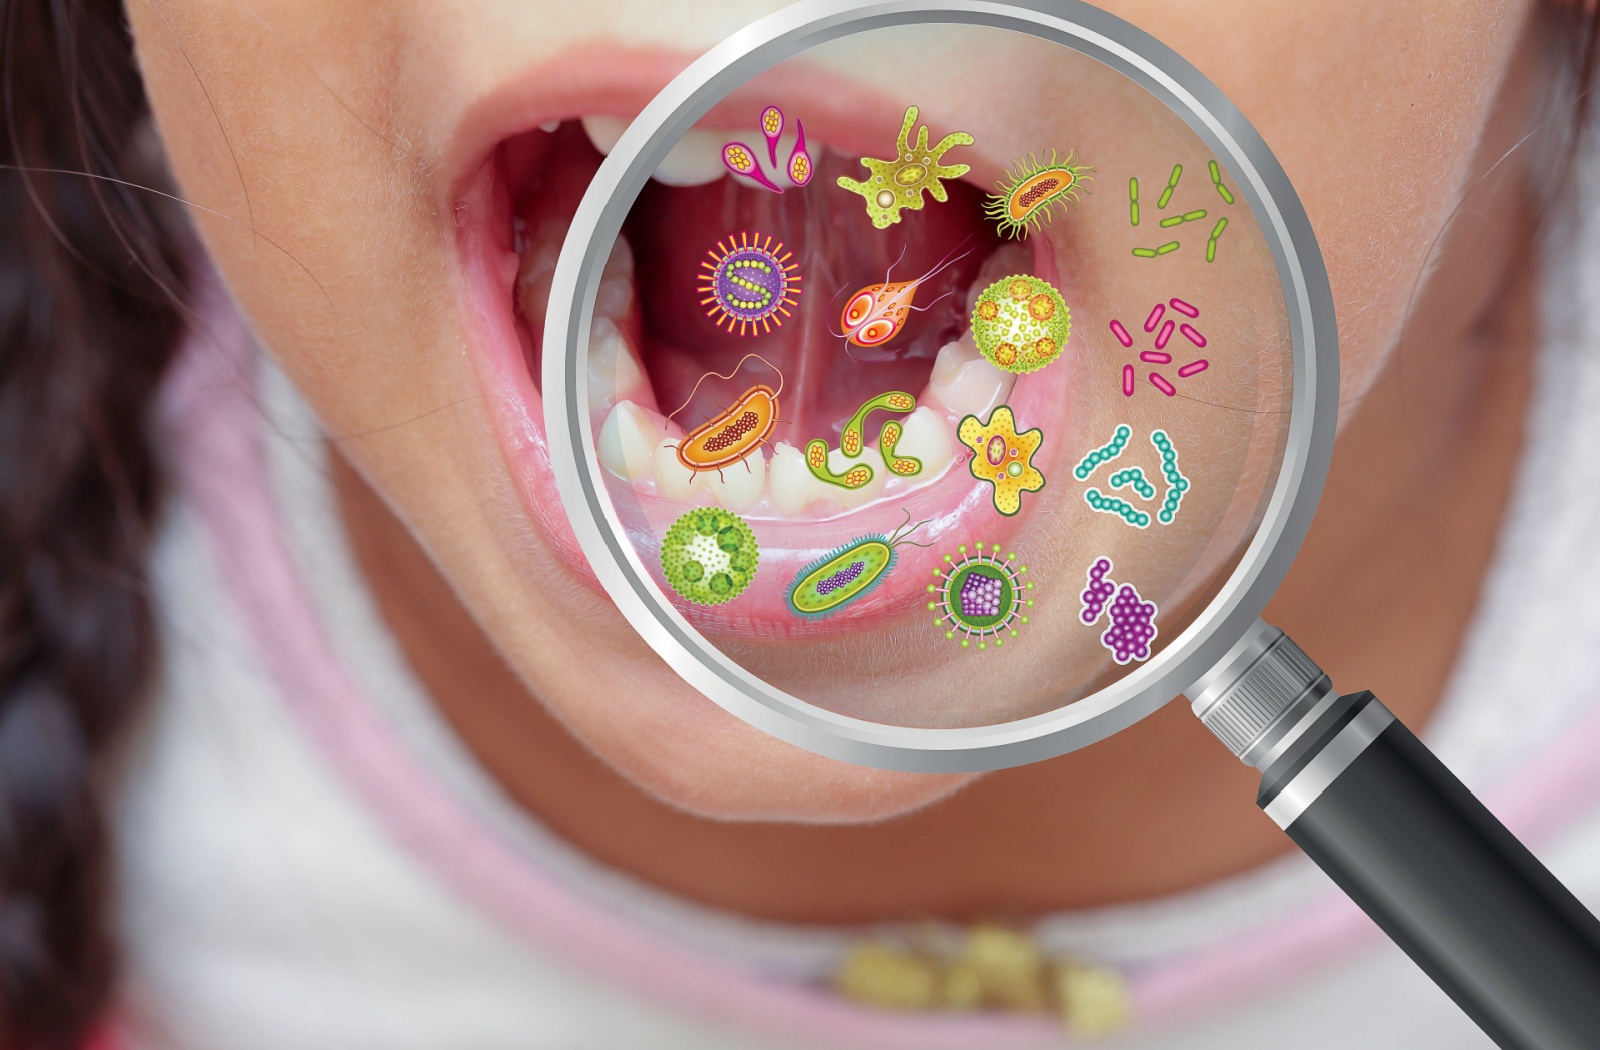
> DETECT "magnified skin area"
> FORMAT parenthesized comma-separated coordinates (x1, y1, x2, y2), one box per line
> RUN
(131, 0, 1545, 915)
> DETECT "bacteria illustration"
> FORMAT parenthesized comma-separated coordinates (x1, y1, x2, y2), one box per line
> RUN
(1151, 429, 1190, 524)
(984, 150, 1093, 239)
(1130, 160, 1236, 262)
(969, 274, 1071, 375)
(805, 391, 920, 490)
(927, 543, 1034, 650)
(1073, 424, 1189, 527)
(699, 232, 802, 336)
(1077, 556, 1158, 664)
(659, 508, 760, 606)
(838, 243, 973, 352)
(837, 105, 973, 229)
(957, 405, 1045, 516)
(785, 514, 932, 621)
(1108, 298, 1210, 397)
(666, 353, 785, 476)
(722, 105, 813, 193)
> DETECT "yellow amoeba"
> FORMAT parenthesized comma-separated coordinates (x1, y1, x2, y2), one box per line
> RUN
(837, 105, 973, 229)
(959, 405, 1045, 516)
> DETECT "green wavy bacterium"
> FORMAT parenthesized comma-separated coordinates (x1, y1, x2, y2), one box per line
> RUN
(1152, 429, 1191, 524)
(1073, 423, 1131, 481)
(1084, 488, 1152, 529)
(659, 508, 760, 606)
(786, 515, 929, 620)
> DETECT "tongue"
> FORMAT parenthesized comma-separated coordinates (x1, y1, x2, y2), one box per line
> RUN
(626, 149, 1001, 441)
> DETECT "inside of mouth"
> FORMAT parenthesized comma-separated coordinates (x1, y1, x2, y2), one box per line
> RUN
(506, 123, 1028, 529)
(501, 46, 1299, 729)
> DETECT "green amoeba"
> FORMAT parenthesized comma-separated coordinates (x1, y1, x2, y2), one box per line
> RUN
(836, 105, 973, 229)
(660, 508, 760, 606)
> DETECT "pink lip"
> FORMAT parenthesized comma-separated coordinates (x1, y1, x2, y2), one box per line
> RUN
(450, 45, 1076, 635)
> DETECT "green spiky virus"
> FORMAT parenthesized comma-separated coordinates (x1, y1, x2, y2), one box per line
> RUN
(969, 274, 1071, 375)
(659, 508, 760, 606)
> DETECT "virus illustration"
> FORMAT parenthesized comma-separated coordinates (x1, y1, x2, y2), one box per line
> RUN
(699, 232, 802, 336)
(665, 354, 785, 476)
(927, 543, 1034, 650)
(1108, 298, 1209, 397)
(969, 274, 1071, 374)
(957, 405, 1045, 516)
(838, 243, 972, 352)
(785, 513, 932, 621)
(659, 507, 760, 606)
(836, 105, 973, 229)
(984, 150, 1093, 239)
(721, 105, 814, 193)
(1077, 555, 1158, 664)
(805, 390, 920, 490)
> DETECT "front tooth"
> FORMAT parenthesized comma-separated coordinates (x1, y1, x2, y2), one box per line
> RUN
(654, 441, 717, 506)
(583, 115, 729, 187)
(651, 128, 728, 187)
(587, 316, 647, 412)
(926, 336, 1015, 417)
(825, 447, 887, 510)
(701, 452, 766, 512)
(891, 406, 955, 479)
(598, 401, 661, 482)
(581, 114, 628, 156)
(767, 441, 828, 517)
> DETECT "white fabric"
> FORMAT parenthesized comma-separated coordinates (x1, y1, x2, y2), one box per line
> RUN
(114, 152, 1600, 1049)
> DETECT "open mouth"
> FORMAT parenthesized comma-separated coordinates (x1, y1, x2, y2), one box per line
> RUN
(458, 98, 1076, 638)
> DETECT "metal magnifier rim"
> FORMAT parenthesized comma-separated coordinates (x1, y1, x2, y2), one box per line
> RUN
(540, 0, 1339, 773)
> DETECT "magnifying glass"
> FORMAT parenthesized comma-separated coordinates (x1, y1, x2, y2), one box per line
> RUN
(541, 2, 1600, 1045)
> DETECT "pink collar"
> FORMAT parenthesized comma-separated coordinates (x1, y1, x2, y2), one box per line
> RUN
(157, 282, 1600, 1045)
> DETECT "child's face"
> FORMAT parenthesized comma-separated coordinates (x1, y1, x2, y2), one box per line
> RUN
(130, 0, 1536, 820)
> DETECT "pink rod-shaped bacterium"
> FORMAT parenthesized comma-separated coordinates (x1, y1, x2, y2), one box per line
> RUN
(1110, 319, 1134, 347)
(1178, 359, 1209, 378)
(1122, 364, 1136, 397)
(1180, 323, 1207, 348)
(1155, 319, 1175, 350)
(1169, 297, 1199, 318)
(1144, 303, 1165, 333)
(1140, 350, 1172, 364)
(1150, 372, 1177, 396)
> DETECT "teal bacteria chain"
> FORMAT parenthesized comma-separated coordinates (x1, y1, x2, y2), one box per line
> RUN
(1109, 466, 1156, 500)
(1151, 429, 1189, 524)
(1073, 423, 1132, 481)
(1084, 488, 1151, 529)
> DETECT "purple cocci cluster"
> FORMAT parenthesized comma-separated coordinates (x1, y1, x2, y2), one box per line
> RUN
(1102, 584, 1158, 665)
(1078, 554, 1158, 665)
(817, 561, 865, 595)
(1079, 556, 1116, 624)
(960, 570, 1005, 620)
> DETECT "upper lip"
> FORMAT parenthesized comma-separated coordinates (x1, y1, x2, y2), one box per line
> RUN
(443, 43, 1006, 200)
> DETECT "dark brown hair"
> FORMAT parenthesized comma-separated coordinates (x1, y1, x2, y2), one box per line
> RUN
(0, 2, 1598, 1049)
(1, 0, 190, 1046)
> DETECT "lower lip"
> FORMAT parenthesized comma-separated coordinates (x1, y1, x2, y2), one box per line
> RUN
(455, 156, 1076, 636)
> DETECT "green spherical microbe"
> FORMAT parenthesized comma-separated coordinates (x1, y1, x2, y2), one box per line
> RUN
(968, 275, 1071, 375)
(660, 508, 760, 606)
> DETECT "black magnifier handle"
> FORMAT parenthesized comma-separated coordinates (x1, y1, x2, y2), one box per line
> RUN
(1190, 624, 1600, 1050)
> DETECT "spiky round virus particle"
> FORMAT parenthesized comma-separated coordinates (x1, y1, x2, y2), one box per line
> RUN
(698, 232, 802, 337)
(969, 275, 1071, 375)
(659, 508, 759, 606)
(927, 543, 1034, 650)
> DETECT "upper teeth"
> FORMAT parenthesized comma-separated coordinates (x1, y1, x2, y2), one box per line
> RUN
(580, 113, 803, 189)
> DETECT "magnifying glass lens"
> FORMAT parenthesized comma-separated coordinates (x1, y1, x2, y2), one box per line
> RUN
(579, 21, 1294, 732)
